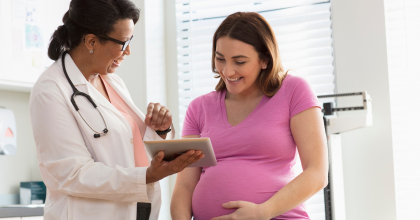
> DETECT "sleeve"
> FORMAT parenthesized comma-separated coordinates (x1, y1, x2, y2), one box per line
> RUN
(30, 82, 152, 203)
(287, 76, 321, 118)
(181, 98, 202, 137)
(144, 124, 175, 141)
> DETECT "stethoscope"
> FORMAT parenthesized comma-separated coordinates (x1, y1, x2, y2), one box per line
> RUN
(62, 51, 109, 138)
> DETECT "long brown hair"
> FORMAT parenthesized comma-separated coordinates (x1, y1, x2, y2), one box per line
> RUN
(212, 12, 287, 97)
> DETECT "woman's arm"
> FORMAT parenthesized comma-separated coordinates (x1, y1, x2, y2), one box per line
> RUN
(212, 107, 328, 220)
(171, 135, 202, 220)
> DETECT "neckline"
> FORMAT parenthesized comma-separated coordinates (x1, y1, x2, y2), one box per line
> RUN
(220, 89, 269, 128)
(98, 75, 113, 104)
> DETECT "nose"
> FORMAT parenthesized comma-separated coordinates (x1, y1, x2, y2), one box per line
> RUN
(223, 62, 235, 78)
(124, 44, 131, 55)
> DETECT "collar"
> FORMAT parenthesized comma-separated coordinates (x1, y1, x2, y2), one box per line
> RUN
(60, 52, 121, 118)
(61, 52, 89, 86)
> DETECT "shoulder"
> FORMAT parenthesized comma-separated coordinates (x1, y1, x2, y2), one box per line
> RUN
(279, 74, 314, 96)
(189, 91, 220, 109)
(31, 60, 66, 98)
(282, 74, 311, 90)
(186, 91, 221, 116)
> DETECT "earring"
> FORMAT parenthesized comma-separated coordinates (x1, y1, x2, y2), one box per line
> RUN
(262, 66, 267, 69)
(89, 50, 93, 54)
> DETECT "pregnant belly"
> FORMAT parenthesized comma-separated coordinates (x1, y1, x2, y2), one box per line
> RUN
(192, 160, 294, 220)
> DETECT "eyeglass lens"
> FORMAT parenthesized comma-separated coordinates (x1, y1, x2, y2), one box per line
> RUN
(122, 36, 133, 51)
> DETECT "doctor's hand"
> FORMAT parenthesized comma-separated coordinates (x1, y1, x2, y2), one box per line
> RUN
(146, 150, 204, 184)
(145, 103, 172, 131)
(210, 201, 270, 220)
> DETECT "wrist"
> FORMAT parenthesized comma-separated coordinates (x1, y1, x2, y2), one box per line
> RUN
(259, 202, 274, 219)
(146, 167, 158, 184)
(156, 126, 170, 132)
(155, 126, 171, 135)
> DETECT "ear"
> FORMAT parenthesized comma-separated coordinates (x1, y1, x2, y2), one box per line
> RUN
(83, 34, 97, 52)
(260, 59, 268, 70)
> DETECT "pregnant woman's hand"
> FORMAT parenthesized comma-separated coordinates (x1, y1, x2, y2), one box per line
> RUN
(211, 201, 269, 220)
(145, 102, 172, 131)
(146, 150, 204, 184)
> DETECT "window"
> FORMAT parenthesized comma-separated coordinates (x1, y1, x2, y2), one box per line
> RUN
(384, 0, 420, 219)
(175, 0, 335, 219)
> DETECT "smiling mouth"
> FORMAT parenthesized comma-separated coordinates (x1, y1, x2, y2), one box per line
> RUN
(227, 77, 242, 82)
(113, 59, 123, 66)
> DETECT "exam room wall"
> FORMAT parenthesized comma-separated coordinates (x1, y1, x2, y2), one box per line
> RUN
(331, 0, 397, 219)
(0, 90, 42, 205)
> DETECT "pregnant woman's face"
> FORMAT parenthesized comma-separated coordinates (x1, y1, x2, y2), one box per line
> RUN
(215, 36, 267, 96)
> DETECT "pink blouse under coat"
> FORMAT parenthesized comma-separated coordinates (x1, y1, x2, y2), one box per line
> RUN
(101, 76, 149, 167)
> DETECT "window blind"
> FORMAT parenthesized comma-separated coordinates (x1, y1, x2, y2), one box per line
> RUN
(384, 0, 420, 219)
(175, 1, 335, 219)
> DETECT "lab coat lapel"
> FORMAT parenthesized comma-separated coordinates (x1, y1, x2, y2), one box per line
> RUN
(101, 75, 150, 139)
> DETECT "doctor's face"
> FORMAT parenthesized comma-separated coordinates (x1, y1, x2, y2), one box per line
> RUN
(94, 19, 134, 74)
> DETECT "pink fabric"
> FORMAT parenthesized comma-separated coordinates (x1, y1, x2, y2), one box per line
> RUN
(101, 76, 149, 167)
(182, 75, 321, 220)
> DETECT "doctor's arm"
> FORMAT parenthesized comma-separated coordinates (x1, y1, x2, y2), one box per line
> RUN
(211, 107, 328, 220)
(171, 135, 202, 220)
(30, 85, 170, 203)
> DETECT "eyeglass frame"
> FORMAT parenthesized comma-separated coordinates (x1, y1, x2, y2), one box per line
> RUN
(97, 34, 133, 51)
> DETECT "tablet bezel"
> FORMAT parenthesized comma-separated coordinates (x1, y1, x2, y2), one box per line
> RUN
(143, 138, 217, 167)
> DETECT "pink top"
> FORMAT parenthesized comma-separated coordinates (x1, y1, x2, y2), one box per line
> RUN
(101, 76, 149, 167)
(182, 75, 321, 220)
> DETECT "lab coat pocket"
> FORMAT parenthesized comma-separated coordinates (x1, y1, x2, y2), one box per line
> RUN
(72, 196, 128, 220)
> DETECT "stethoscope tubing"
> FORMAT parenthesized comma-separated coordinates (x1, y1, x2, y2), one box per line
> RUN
(61, 51, 109, 138)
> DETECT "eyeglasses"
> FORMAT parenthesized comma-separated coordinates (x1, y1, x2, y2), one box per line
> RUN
(98, 35, 133, 51)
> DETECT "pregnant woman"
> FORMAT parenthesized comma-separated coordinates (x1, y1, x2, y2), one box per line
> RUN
(171, 12, 328, 220)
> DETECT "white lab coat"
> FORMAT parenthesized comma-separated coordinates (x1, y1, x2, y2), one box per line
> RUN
(29, 54, 173, 220)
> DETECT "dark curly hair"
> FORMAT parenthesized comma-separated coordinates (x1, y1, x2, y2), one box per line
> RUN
(48, 0, 140, 61)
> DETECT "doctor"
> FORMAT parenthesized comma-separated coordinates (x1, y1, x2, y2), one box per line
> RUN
(29, 0, 203, 220)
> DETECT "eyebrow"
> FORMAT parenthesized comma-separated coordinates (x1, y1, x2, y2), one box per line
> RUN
(215, 51, 249, 59)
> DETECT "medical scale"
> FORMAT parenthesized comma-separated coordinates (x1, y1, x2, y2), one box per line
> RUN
(305, 92, 372, 220)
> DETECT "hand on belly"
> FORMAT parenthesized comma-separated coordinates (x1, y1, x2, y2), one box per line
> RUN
(210, 201, 269, 220)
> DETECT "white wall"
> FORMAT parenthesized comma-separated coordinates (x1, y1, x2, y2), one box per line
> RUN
(117, 0, 148, 111)
(0, 0, 71, 206)
(331, 0, 397, 219)
(0, 91, 42, 205)
(164, 0, 180, 196)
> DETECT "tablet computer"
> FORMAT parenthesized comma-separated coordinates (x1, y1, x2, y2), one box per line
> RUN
(143, 138, 217, 167)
